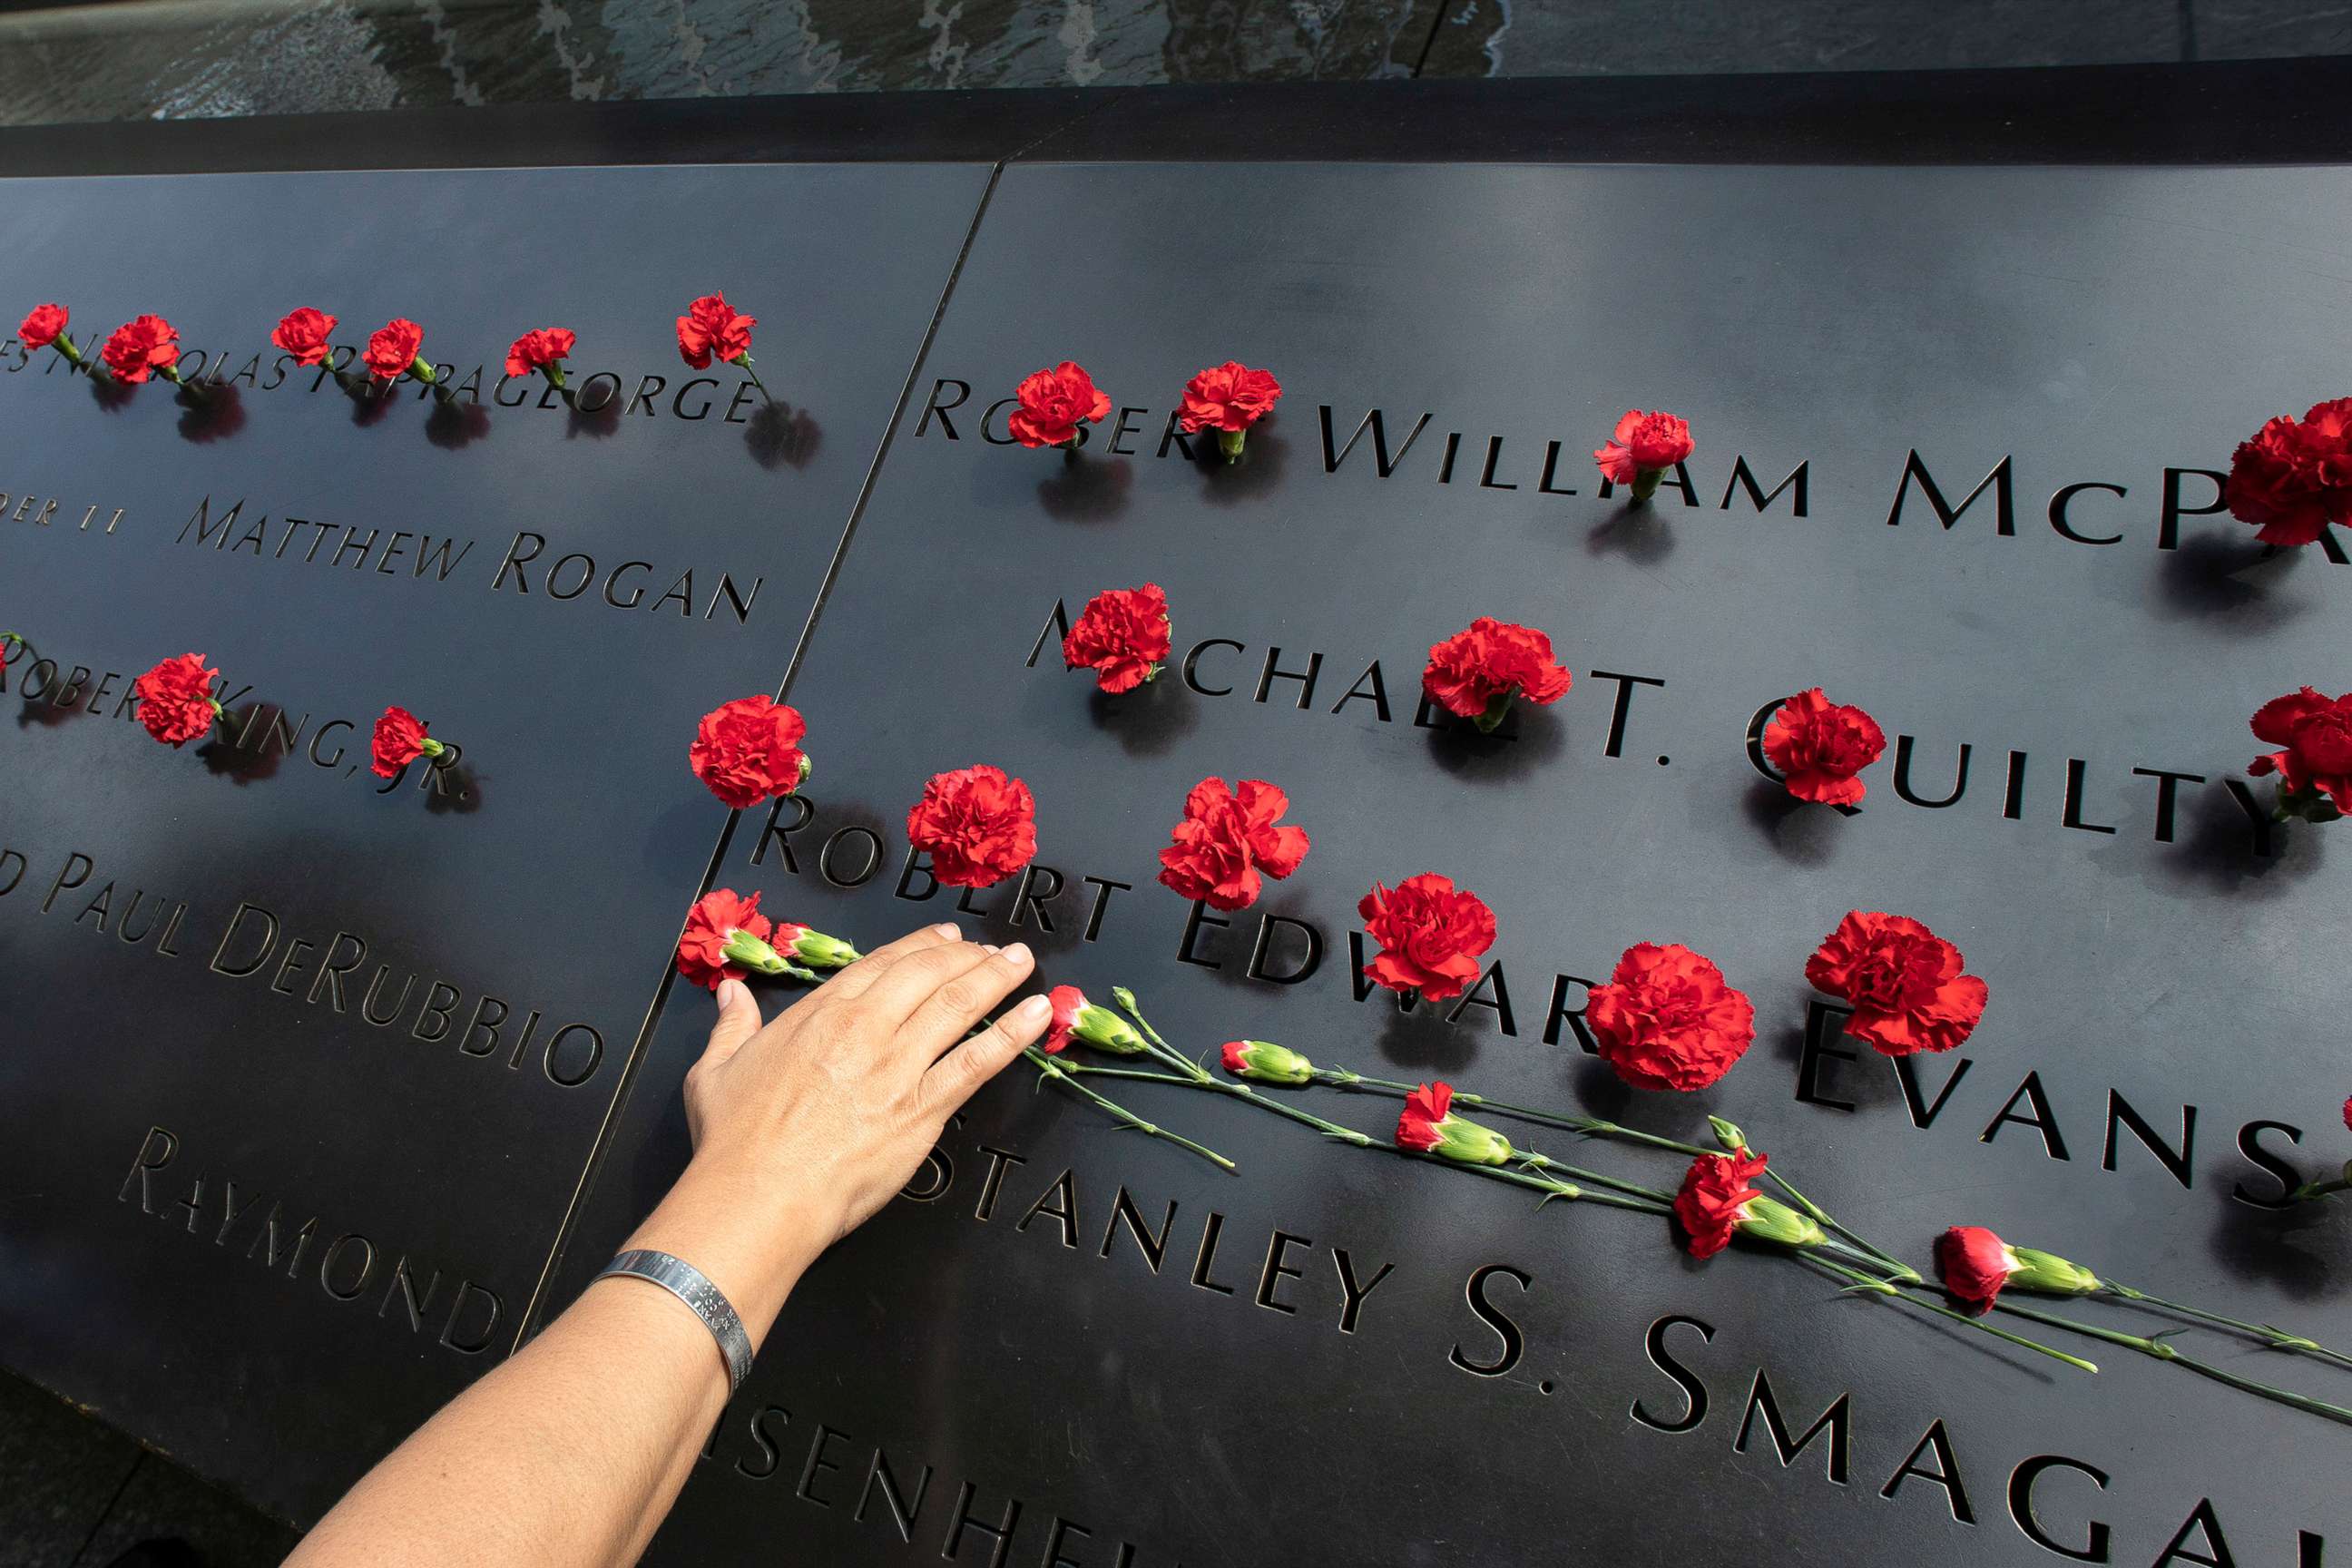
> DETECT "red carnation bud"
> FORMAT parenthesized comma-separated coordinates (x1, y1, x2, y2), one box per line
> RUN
(906, 764, 1036, 889)
(270, 308, 338, 369)
(1593, 408, 1693, 503)
(505, 327, 576, 389)
(1585, 942, 1755, 1092)
(1422, 618, 1572, 733)
(132, 652, 224, 748)
(2226, 399, 2352, 548)
(766, 920, 861, 970)
(362, 318, 436, 387)
(1062, 584, 1171, 694)
(369, 705, 448, 779)
(1008, 361, 1110, 451)
(690, 696, 811, 810)
(1357, 874, 1495, 1002)
(2247, 686, 2352, 821)
(1934, 1225, 2101, 1314)
(1158, 777, 1309, 913)
(1806, 911, 1987, 1056)
(1220, 1039, 1315, 1084)
(101, 315, 186, 387)
(1760, 688, 1886, 806)
(1674, 1149, 1822, 1259)
(675, 887, 795, 991)
(1178, 360, 1282, 463)
(1044, 984, 1144, 1055)
(1396, 1082, 1513, 1164)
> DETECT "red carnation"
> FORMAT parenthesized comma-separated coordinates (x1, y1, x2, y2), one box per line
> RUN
(362, 318, 436, 386)
(101, 315, 186, 387)
(1422, 618, 1573, 733)
(1062, 583, 1171, 694)
(1157, 777, 1310, 912)
(2227, 400, 2352, 547)
(906, 764, 1037, 888)
(689, 696, 810, 809)
(1761, 688, 1887, 807)
(270, 308, 338, 369)
(1674, 1149, 1770, 1259)
(1008, 361, 1110, 450)
(2248, 686, 2352, 820)
(1806, 911, 1988, 1056)
(1178, 361, 1283, 462)
(1358, 874, 1496, 1002)
(1593, 408, 1694, 502)
(132, 652, 222, 747)
(369, 706, 446, 779)
(2341, 1094, 2350, 1132)
(18, 302, 65, 350)
(19, 302, 87, 368)
(675, 888, 776, 992)
(505, 326, 575, 387)
(1585, 942, 1755, 1092)
(676, 293, 763, 392)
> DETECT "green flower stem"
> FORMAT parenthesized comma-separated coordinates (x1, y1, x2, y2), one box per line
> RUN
(1806, 1258, 2100, 1374)
(1817, 1236, 1915, 1279)
(1991, 1299, 2352, 1426)
(1058, 1064, 1199, 1088)
(1752, 1166, 1920, 1283)
(1404, 1150, 1672, 1215)
(2290, 1175, 2350, 1202)
(1110, 990, 1201, 1074)
(1318, 1067, 1922, 1282)
(1024, 1048, 1234, 1172)
(1063, 1056, 1666, 1213)
(1518, 1152, 1675, 1205)
(1109, 995, 1687, 1200)
(2100, 1281, 2352, 1373)
(730, 352, 769, 397)
(1316, 1070, 1710, 1154)
(1075, 1051, 1378, 1148)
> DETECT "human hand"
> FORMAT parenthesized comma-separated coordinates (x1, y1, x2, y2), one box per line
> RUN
(629, 926, 1047, 1332)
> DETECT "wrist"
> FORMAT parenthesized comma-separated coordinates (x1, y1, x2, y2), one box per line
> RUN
(619, 1153, 831, 1350)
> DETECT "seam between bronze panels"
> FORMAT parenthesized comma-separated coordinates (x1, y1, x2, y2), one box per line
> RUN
(508, 161, 1010, 1350)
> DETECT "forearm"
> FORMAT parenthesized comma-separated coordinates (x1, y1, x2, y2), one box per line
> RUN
(289, 1158, 824, 1568)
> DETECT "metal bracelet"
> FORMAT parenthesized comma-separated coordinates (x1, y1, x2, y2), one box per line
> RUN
(594, 1248, 754, 1394)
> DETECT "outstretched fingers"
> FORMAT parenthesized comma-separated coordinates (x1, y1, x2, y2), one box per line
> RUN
(845, 936, 1007, 1031)
(903, 943, 1034, 1058)
(817, 921, 963, 1004)
(922, 991, 1053, 1117)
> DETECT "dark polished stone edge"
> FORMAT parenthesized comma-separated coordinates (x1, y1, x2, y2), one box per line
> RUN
(5, 57, 2352, 176)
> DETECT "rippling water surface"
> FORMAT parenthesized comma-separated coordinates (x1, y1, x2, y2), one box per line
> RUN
(1, 0, 2334, 126)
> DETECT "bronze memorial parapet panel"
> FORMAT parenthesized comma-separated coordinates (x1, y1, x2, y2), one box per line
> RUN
(0, 160, 990, 1522)
(551, 161, 2352, 1566)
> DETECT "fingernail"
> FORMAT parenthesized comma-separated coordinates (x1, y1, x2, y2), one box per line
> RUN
(981, 943, 1000, 954)
(1002, 942, 1033, 966)
(933, 923, 960, 938)
(1015, 994, 1051, 1021)
(715, 979, 750, 1010)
